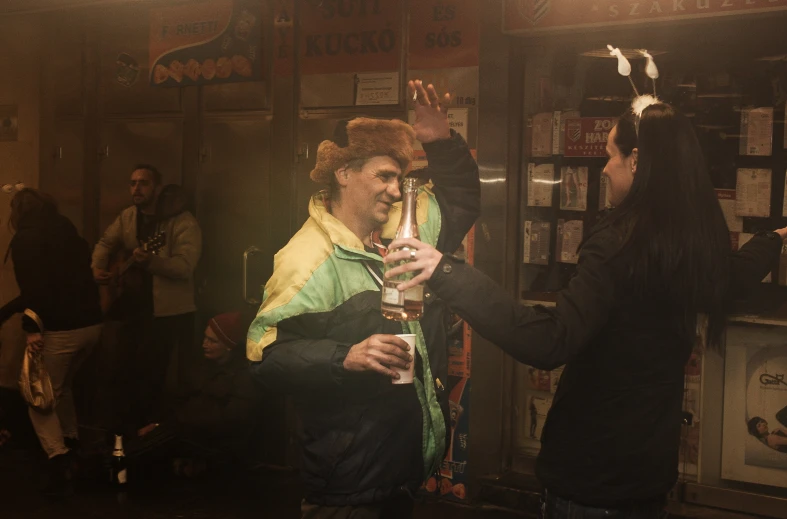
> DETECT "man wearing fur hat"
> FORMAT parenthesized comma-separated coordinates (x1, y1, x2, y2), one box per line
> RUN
(248, 80, 479, 518)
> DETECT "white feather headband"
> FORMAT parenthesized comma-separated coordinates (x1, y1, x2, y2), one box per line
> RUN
(631, 94, 660, 136)
(607, 45, 662, 135)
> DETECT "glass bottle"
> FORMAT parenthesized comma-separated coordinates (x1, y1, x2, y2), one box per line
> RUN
(381, 177, 424, 321)
(110, 434, 128, 486)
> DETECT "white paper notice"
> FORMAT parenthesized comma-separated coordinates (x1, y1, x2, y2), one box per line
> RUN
(557, 219, 583, 264)
(735, 169, 771, 217)
(408, 108, 468, 151)
(527, 163, 554, 207)
(523, 221, 551, 265)
(355, 73, 399, 106)
(531, 112, 553, 158)
(739, 107, 773, 156)
(560, 166, 588, 211)
(716, 189, 743, 232)
(599, 175, 612, 210)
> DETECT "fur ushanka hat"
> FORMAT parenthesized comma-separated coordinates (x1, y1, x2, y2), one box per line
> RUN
(309, 117, 416, 184)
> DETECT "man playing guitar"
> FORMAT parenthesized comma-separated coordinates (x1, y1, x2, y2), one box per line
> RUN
(92, 164, 202, 438)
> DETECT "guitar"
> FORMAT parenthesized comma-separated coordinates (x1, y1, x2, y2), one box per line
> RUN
(99, 231, 166, 315)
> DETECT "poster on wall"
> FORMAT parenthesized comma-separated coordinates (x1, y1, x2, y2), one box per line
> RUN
(564, 117, 616, 157)
(527, 163, 554, 207)
(559, 166, 588, 211)
(735, 169, 772, 218)
(525, 395, 553, 441)
(722, 327, 787, 489)
(739, 107, 774, 157)
(149, 0, 263, 87)
(679, 336, 704, 479)
(422, 377, 470, 501)
(447, 227, 474, 379)
(526, 366, 564, 394)
(421, 227, 474, 502)
(523, 221, 551, 265)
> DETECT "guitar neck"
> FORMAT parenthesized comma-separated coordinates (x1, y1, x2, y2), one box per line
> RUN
(119, 256, 137, 277)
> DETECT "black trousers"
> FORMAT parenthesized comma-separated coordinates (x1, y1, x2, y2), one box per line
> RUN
(112, 312, 194, 433)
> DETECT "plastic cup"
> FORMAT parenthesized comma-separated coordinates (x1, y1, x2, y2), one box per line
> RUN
(392, 334, 416, 385)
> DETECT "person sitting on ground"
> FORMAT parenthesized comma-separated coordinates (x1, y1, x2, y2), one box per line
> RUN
(127, 312, 260, 473)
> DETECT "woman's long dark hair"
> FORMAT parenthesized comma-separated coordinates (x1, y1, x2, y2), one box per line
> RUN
(606, 103, 731, 350)
(9, 188, 59, 232)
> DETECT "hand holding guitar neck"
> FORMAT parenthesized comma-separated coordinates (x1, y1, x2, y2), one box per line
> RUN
(99, 231, 166, 315)
(133, 247, 152, 265)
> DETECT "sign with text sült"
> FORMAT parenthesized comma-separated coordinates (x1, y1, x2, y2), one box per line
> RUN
(563, 117, 616, 157)
(149, 0, 263, 87)
(503, 0, 787, 34)
(300, 0, 401, 75)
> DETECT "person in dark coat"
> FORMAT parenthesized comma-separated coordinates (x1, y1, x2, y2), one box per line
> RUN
(128, 312, 259, 472)
(247, 80, 480, 519)
(0, 188, 103, 496)
(384, 101, 786, 518)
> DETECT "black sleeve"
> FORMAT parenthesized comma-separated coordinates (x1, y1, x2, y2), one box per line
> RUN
(249, 314, 355, 396)
(423, 131, 481, 253)
(729, 232, 783, 299)
(0, 296, 24, 327)
(427, 231, 619, 370)
(10, 234, 50, 333)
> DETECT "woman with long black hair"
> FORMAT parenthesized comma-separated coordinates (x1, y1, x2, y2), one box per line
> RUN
(0, 188, 102, 496)
(384, 101, 786, 518)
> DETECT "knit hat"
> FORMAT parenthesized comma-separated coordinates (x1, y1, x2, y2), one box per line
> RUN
(208, 312, 245, 348)
(309, 117, 416, 185)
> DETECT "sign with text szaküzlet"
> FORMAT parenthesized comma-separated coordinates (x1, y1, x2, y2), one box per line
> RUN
(503, 0, 787, 34)
(149, 0, 262, 87)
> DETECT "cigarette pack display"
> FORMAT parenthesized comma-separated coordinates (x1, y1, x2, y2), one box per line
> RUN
(735, 169, 771, 218)
(523, 221, 551, 265)
(527, 163, 554, 207)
